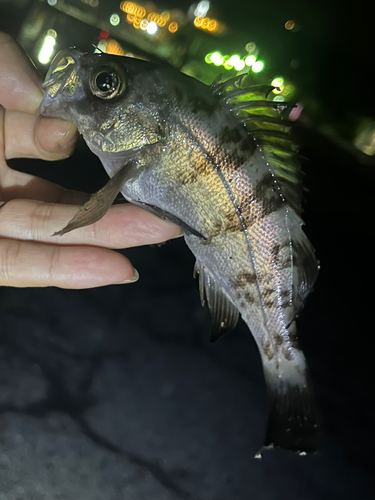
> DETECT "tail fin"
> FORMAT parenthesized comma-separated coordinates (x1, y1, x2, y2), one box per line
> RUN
(260, 350, 318, 455)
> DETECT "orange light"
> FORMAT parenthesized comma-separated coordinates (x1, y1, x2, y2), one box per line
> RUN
(106, 39, 125, 56)
(168, 22, 178, 33)
(121, 2, 145, 18)
(285, 20, 295, 30)
(194, 16, 219, 33)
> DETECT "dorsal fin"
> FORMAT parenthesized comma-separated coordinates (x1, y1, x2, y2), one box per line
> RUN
(212, 74, 304, 214)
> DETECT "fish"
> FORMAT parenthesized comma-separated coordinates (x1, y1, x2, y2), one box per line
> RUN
(40, 48, 319, 455)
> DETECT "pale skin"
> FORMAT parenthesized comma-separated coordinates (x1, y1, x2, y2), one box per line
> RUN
(0, 33, 182, 288)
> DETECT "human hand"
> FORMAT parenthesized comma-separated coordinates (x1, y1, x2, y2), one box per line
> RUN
(0, 33, 182, 288)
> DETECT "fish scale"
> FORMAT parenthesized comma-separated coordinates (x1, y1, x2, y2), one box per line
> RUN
(40, 49, 319, 454)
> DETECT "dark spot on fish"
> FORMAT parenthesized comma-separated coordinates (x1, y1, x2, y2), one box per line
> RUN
(234, 271, 257, 287)
(173, 86, 184, 104)
(263, 340, 274, 361)
(240, 300, 246, 308)
(190, 96, 216, 117)
(218, 126, 244, 145)
(263, 287, 275, 298)
(264, 297, 274, 308)
(244, 291, 255, 303)
(176, 156, 211, 185)
(252, 173, 284, 219)
(225, 210, 244, 234)
(274, 334, 284, 346)
(270, 243, 281, 263)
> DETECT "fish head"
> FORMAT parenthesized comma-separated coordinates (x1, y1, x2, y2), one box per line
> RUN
(40, 48, 166, 155)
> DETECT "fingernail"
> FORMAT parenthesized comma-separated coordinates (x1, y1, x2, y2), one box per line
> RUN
(56, 121, 77, 148)
(116, 268, 139, 284)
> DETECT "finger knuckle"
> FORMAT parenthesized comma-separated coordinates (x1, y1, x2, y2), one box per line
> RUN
(30, 202, 54, 239)
(0, 238, 21, 284)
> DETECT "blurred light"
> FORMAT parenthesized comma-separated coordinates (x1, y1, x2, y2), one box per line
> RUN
(168, 22, 178, 33)
(228, 55, 240, 66)
(234, 60, 245, 71)
(245, 55, 256, 66)
(211, 51, 223, 65)
(94, 40, 107, 52)
(161, 11, 171, 22)
(289, 102, 304, 122)
(273, 95, 285, 102)
(140, 19, 149, 30)
(245, 42, 256, 53)
(283, 84, 296, 96)
(285, 20, 295, 30)
(47, 0, 57, 5)
(290, 59, 300, 69)
(133, 18, 141, 29)
(271, 77, 283, 87)
(194, 0, 210, 17)
(252, 60, 264, 73)
(223, 61, 233, 70)
(205, 53, 213, 64)
(38, 31, 56, 65)
(120, 2, 146, 17)
(107, 39, 125, 55)
(100, 30, 110, 39)
(148, 12, 166, 27)
(194, 16, 219, 32)
(146, 21, 158, 34)
(110, 14, 120, 26)
(272, 85, 284, 94)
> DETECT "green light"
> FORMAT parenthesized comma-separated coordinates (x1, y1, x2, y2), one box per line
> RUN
(223, 62, 233, 70)
(228, 54, 240, 66)
(110, 14, 120, 26)
(273, 95, 285, 102)
(252, 60, 264, 73)
(234, 60, 245, 71)
(271, 77, 284, 87)
(211, 51, 223, 66)
(245, 55, 256, 66)
(205, 53, 213, 64)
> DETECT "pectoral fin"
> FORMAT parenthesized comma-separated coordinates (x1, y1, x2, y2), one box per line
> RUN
(194, 261, 239, 341)
(53, 164, 130, 236)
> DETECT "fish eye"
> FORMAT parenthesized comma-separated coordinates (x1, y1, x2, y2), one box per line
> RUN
(90, 66, 124, 99)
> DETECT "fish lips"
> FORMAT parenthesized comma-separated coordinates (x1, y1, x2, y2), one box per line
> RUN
(40, 48, 86, 119)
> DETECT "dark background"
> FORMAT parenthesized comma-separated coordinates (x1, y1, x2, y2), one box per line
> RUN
(1, 0, 374, 499)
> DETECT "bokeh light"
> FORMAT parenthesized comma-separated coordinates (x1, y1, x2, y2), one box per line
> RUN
(245, 55, 256, 66)
(110, 14, 120, 26)
(146, 21, 158, 34)
(251, 60, 264, 73)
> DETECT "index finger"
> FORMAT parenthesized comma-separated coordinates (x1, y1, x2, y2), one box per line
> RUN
(0, 32, 43, 113)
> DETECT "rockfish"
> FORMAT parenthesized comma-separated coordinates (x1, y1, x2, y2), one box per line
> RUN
(40, 49, 319, 454)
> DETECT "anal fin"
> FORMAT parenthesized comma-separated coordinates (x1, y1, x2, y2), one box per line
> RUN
(194, 262, 239, 342)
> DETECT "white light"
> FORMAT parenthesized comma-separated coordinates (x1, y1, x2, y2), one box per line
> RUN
(194, 0, 210, 17)
(47, 0, 57, 5)
(146, 21, 158, 35)
(38, 34, 56, 65)
(110, 14, 120, 26)
(228, 55, 240, 65)
(94, 40, 107, 53)
(234, 60, 245, 71)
